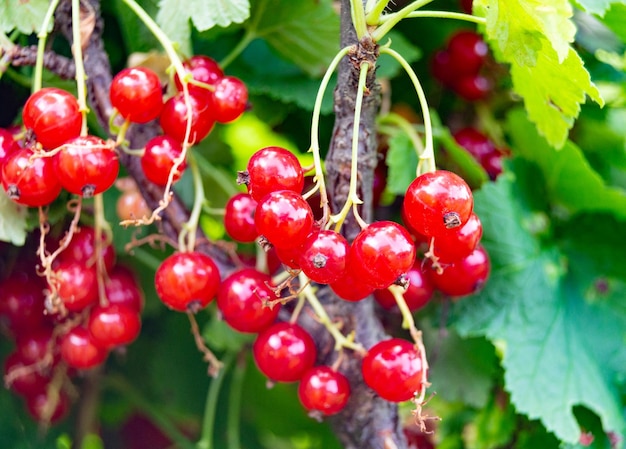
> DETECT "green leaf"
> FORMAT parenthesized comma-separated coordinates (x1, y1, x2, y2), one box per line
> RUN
(111, 0, 160, 53)
(466, 393, 517, 449)
(0, 0, 49, 34)
(385, 131, 418, 195)
(455, 171, 626, 444)
(157, 0, 250, 55)
(377, 31, 421, 79)
(0, 189, 27, 246)
(601, 4, 626, 42)
(506, 108, 626, 219)
(250, 0, 340, 76)
(576, 0, 626, 17)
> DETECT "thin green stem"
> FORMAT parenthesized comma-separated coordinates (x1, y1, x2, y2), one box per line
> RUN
(226, 353, 246, 449)
(193, 152, 239, 197)
(106, 375, 196, 449)
(33, 0, 61, 92)
(330, 61, 370, 232)
(392, 10, 486, 25)
(72, 0, 89, 135)
(197, 351, 236, 449)
(379, 46, 435, 174)
(309, 45, 353, 226)
(179, 152, 204, 252)
(371, 0, 436, 42)
(365, 0, 391, 26)
(220, 30, 256, 69)
(378, 112, 424, 158)
(93, 193, 112, 306)
(129, 247, 163, 272)
(350, 0, 368, 40)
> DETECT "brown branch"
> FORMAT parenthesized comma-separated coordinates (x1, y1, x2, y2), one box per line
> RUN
(7, 45, 76, 79)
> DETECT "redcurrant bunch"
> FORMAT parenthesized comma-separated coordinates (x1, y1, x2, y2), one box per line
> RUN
(453, 127, 509, 180)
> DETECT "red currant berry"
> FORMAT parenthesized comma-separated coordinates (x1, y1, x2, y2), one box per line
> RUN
(17, 326, 56, 365)
(57, 225, 116, 272)
(105, 265, 144, 312)
(298, 366, 351, 416)
(349, 221, 416, 289)
(362, 338, 424, 402)
(253, 322, 317, 383)
(4, 352, 51, 397)
(431, 50, 455, 87)
(54, 135, 119, 197)
(224, 193, 258, 243)
(403, 170, 473, 237)
(116, 187, 151, 221)
(60, 326, 109, 369)
(141, 135, 186, 186)
(299, 230, 349, 284)
(210, 76, 248, 123)
(447, 30, 488, 76)
(154, 252, 220, 312)
(453, 128, 496, 159)
(428, 245, 490, 297)
(53, 260, 99, 312)
(433, 212, 482, 263)
(0, 128, 19, 174)
(274, 243, 304, 270)
(329, 262, 374, 302)
(22, 87, 82, 149)
(0, 277, 46, 335)
(110, 67, 164, 123)
(244, 146, 304, 202)
(255, 190, 314, 250)
(216, 268, 280, 333)
(480, 150, 505, 180)
(374, 260, 434, 312)
(453, 74, 492, 101)
(1, 146, 62, 207)
(25, 389, 70, 424)
(88, 304, 141, 349)
(174, 55, 224, 100)
(160, 92, 215, 144)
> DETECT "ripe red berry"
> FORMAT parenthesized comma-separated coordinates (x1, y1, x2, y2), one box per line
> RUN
(60, 326, 109, 369)
(4, 351, 51, 397)
(0, 277, 46, 335)
(0, 128, 19, 176)
(88, 304, 141, 349)
(403, 170, 473, 238)
(453, 74, 492, 101)
(431, 50, 455, 87)
(53, 260, 99, 312)
(374, 260, 434, 312)
(329, 262, 374, 302)
(57, 225, 116, 272)
(17, 326, 56, 365)
(432, 212, 482, 264)
(349, 221, 416, 289)
(253, 322, 317, 382)
(453, 128, 496, 159)
(362, 338, 424, 402)
(299, 230, 349, 284)
(216, 268, 280, 333)
(245, 146, 304, 202)
(298, 366, 351, 416)
(174, 55, 224, 100)
(210, 76, 248, 123)
(1, 146, 62, 207)
(428, 245, 490, 297)
(154, 252, 220, 312)
(110, 67, 164, 123)
(22, 87, 82, 149)
(54, 135, 119, 197)
(447, 30, 489, 77)
(105, 265, 144, 312)
(254, 190, 314, 250)
(224, 193, 258, 243)
(160, 92, 215, 144)
(25, 389, 70, 424)
(141, 135, 186, 186)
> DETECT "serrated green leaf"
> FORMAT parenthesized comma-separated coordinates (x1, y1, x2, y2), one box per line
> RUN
(601, 4, 626, 42)
(385, 132, 418, 195)
(455, 171, 626, 444)
(576, 0, 626, 17)
(0, 0, 49, 35)
(250, 0, 340, 76)
(0, 189, 27, 246)
(507, 108, 626, 218)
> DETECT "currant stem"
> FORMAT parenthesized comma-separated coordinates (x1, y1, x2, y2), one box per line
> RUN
(329, 60, 369, 233)
(349, 0, 368, 40)
(71, 0, 89, 135)
(371, 0, 436, 42)
(365, 0, 391, 26)
(179, 151, 204, 253)
(299, 273, 365, 354)
(394, 10, 486, 25)
(33, 0, 60, 93)
(226, 352, 246, 449)
(378, 112, 425, 160)
(379, 46, 435, 175)
(93, 193, 112, 307)
(309, 45, 353, 226)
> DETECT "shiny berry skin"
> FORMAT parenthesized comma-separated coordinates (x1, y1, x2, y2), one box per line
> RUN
(433, 212, 482, 263)
(349, 221, 416, 289)
(453, 128, 495, 159)
(244, 146, 304, 202)
(216, 268, 280, 333)
(1, 146, 62, 207)
(25, 390, 70, 424)
(174, 55, 224, 100)
(429, 245, 490, 297)
(4, 351, 51, 396)
(254, 190, 314, 250)
(60, 326, 109, 369)
(110, 67, 164, 123)
(0, 277, 46, 335)
(299, 230, 349, 284)
(22, 87, 82, 149)
(374, 260, 434, 312)
(210, 76, 248, 123)
(53, 260, 99, 312)
(154, 252, 220, 312)
(0, 128, 19, 174)
(274, 243, 304, 270)
(17, 326, 56, 365)
(447, 30, 489, 76)
(54, 135, 119, 197)
(160, 92, 215, 144)
(454, 74, 492, 101)
(362, 338, 424, 402)
(57, 225, 116, 272)
(403, 170, 473, 238)
(224, 193, 258, 243)
(141, 135, 186, 186)
(116, 187, 151, 221)
(329, 262, 374, 302)
(105, 265, 144, 312)
(253, 322, 317, 383)
(298, 366, 351, 416)
(88, 304, 141, 349)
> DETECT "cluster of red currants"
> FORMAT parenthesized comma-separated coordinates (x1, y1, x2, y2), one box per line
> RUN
(453, 127, 509, 180)
(431, 30, 492, 101)
(0, 226, 144, 423)
(110, 55, 248, 187)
